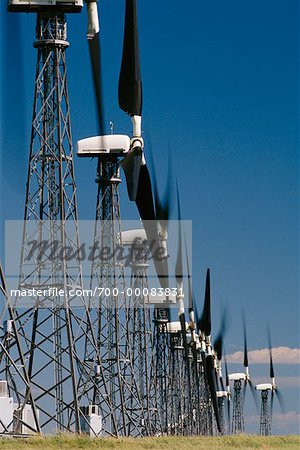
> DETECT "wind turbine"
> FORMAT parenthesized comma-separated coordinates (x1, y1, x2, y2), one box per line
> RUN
(228, 315, 257, 434)
(255, 328, 284, 435)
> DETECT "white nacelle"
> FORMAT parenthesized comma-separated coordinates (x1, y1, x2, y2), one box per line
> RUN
(8, 0, 83, 12)
(216, 390, 228, 398)
(148, 293, 177, 305)
(228, 372, 246, 382)
(255, 383, 272, 391)
(166, 321, 188, 334)
(77, 135, 131, 157)
(121, 229, 147, 246)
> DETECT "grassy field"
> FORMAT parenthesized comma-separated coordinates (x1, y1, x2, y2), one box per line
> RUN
(0, 435, 299, 450)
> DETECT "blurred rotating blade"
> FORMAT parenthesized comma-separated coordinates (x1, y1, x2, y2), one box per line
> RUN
(205, 354, 222, 433)
(135, 166, 168, 289)
(175, 181, 183, 286)
(87, 8, 105, 137)
(118, 0, 142, 116)
(213, 308, 228, 362)
(267, 326, 275, 379)
(275, 388, 285, 413)
(224, 354, 231, 426)
(120, 146, 142, 201)
(147, 136, 171, 227)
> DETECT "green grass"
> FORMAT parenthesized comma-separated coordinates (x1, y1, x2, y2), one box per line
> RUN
(0, 435, 299, 450)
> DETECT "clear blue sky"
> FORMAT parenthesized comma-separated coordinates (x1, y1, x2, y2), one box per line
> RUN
(0, 0, 299, 434)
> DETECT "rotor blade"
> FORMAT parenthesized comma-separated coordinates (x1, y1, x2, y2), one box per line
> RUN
(226, 396, 231, 433)
(205, 354, 222, 433)
(242, 378, 247, 404)
(88, 32, 105, 135)
(224, 353, 231, 428)
(199, 269, 211, 336)
(120, 146, 142, 201)
(271, 389, 274, 420)
(213, 309, 228, 362)
(135, 165, 168, 289)
(146, 136, 171, 226)
(242, 310, 249, 369)
(135, 164, 156, 221)
(220, 374, 225, 392)
(179, 313, 189, 362)
(248, 379, 259, 412)
(118, 0, 142, 116)
(275, 388, 285, 413)
(175, 181, 183, 286)
(267, 326, 275, 379)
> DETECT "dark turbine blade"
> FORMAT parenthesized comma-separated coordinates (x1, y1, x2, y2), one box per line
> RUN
(175, 181, 183, 285)
(120, 146, 142, 201)
(267, 326, 275, 379)
(205, 355, 222, 432)
(213, 309, 228, 362)
(135, 166, 168, 289)
(118, 0, 142, 116)
(146, 136, 171, 226)
(275, 388, 285, 413)
(242, 311, 249, 368)
(135, 164, 156, 221)
(199, 269, 211, 336)
(88, 33, 105, 135)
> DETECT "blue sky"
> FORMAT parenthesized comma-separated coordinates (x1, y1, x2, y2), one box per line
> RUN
(0, 0, 299, 434)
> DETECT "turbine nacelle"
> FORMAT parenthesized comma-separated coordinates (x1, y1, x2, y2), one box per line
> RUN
(8, 0, 83, 12)
(216, 390, 228, 398)
(255, 383, 273, 391)
(77, 135, 131, 157)
(228, 372, 246, 382)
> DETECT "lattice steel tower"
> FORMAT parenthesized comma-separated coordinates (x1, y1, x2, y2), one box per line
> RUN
(5, 2, 102, 433)
(258, 389, 271, 436)
(231, 379, 245, 433)
(76, 154, 148, 437)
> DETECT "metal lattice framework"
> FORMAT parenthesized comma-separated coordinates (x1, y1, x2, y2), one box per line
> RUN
(231, 380, 245, 434)
(259, 390, 271, 436)
(80, 157, 150, 437)
(125, 233, 161, 436)
(153, 308, 170, 434)
(0, 263, 41, 434)
(2, 12, 101, 433)
(168, 332, 187, 435)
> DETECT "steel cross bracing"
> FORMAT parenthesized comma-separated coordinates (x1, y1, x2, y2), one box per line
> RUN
(3, 13, 100, 433)
(217, 396, 226, 435)
(153, 308, 170, 434)
(231, 379, 245, 434)
(0, 264, 41, 435)
(80, 157, 148, 437)
(125, 238, 161, 436)
(168, 333, 186, 435)
(259, 390, 271, 436)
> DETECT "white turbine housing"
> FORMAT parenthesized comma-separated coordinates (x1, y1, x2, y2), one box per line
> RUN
(228, 372, 246, 382)
(77, 135, 131, 156)
(86, 0, 99, 38)
(216, 390, 228, 398)
(255, 383, 273, 391)
(121, 229, 147, 246)
(8, 0, 83, 12)
(166, 321, 188, 334)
